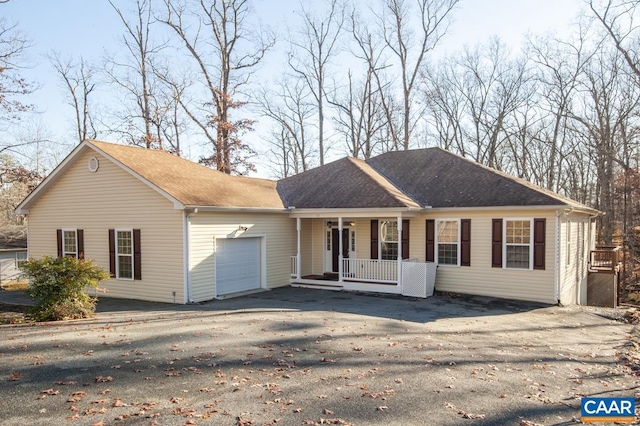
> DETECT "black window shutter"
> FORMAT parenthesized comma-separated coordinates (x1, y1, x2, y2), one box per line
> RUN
(461, 219, 471, 266)
(133, 229, 142, 280)
(492, 219, 503, 268)
(370, 220, 379, 259)
(77, 229, 85, 260)
(108, 229, 116, 277)
(56, 229, 63, 258)
(425, 219, 435, 262)
(533, 218, 545, 270)
(402, 220, 410, 259)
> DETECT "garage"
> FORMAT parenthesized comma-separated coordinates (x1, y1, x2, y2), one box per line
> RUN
(215, 237, 262, 297)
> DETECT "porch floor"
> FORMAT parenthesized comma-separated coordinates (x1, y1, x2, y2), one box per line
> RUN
(297, 274, 398, 286)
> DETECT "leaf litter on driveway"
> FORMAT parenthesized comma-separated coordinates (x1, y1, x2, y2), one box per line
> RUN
(0, 288, 637, 425)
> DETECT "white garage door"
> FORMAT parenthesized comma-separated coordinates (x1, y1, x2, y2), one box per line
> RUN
(216, 237, 262, 296)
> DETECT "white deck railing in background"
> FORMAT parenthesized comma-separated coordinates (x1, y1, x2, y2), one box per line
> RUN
(290, 256, 298, 278)
(342, 258, 397, 283)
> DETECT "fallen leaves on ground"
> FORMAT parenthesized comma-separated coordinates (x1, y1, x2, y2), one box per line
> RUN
(445, 402, 485, 419)
(7, 372, 21, 381)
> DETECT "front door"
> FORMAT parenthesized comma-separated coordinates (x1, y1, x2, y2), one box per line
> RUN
(331, 229, 349, 273)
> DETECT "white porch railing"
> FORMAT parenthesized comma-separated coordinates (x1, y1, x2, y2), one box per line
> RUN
(290, 256, 298, 278)
(342, 258, 397, 283)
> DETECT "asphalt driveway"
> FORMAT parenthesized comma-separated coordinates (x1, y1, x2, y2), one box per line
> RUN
(0, 287, 637, 425)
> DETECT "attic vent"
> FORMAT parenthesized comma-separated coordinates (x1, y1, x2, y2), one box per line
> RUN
(88, 156, 99, 173)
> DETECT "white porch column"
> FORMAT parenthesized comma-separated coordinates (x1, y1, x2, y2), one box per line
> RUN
(338, 217, 344, 283)
(397, 216, 403, 287)
(296, 217, 301, 280)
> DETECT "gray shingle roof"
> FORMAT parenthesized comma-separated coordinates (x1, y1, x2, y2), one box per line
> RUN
(366, 148, 586, 208)
(277, 157, 420, 209)
(277, 147, 593, 211)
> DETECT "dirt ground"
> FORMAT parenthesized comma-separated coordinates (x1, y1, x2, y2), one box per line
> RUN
(0, 288, 638, 426)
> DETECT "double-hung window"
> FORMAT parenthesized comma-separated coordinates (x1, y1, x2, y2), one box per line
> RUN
(505, 219, 532, 269)
(436, 220, 459, 266)
(380, 220, 398, 260)
(109, 228, 141, 280)
(62, 229, 78, 258)
(116, 229, 134, 280)
(15, 251, 27, 267)
(57, 229, 84, 259)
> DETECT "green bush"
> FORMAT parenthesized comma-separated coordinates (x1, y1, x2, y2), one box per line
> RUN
(20, 256, 110, 321)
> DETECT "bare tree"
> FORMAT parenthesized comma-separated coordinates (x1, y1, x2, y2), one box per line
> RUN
(329, 70, 388, 159)
(287, 0, 345, 165)
(589, 0, 640, 81)
(160, 0, 274, 174)
(348, 10, 404, 155)
(569, 47, 639, 243)
(259, 78, 315, 177)
(0, 17, 33, 124)
(378, 0, 459, 150)
(424, 38, 532, 170)
(526, 29, 595, 192)
(423, 55, 469, 155)
(107, 0, 173, 150)
(50, 53, 100, 144)
(151, 63, 191, 156)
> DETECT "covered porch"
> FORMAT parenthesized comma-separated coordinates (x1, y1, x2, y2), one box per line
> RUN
(288, 211, 435, 298)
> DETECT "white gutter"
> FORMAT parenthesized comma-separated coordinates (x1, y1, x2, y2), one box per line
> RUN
(427, 205, 596, 213)
(554, 210, 561, 304)
(289, 208, 419, 219)
(184, 205, 288, 213)
(0, 248, 27, 253)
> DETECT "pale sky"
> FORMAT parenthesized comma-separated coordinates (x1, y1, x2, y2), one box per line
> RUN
(2, 0, 586, 174)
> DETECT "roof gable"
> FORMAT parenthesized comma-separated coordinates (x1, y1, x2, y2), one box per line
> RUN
(277, 157, 419, 209)
(88, 141, 284, 209)
(17, 140, 285, 213)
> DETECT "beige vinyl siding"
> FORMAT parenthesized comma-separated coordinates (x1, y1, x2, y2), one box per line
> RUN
(311, 219, 325, 274)
(0, 250, 27, 282)
(408, 218, 424, 260)
(422, 210, 557, 304)
(189, 212, 295, 302)
(354, 219, 370, 261)
(297, 211, 570, 304)
(300, 219, 313, 276)
(558, 213, 591, 305)
(27, 150, 185, 304)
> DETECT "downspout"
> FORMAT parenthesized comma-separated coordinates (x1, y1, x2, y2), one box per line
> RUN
(296, 217, 301, 280)
(338, 217, 343, 283)
(397, 216, 403, 290)
(184, 208, 198, 303)
(554, 210, 561, 304)
(554, 208, 576, 304)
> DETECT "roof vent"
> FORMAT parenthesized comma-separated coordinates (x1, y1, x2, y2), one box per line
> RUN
(88, 156, 99, 173)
